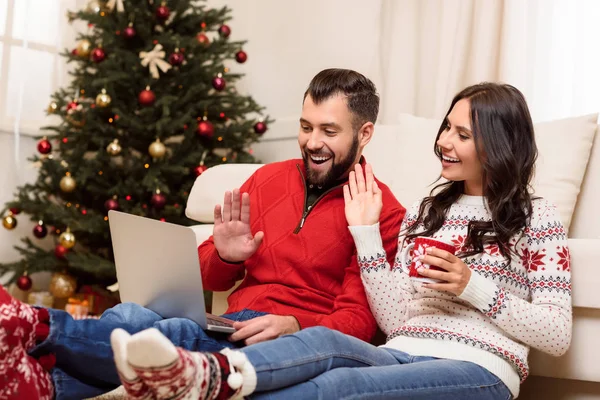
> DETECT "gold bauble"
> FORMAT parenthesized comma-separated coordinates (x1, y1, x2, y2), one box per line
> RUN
(2, 215, 17, 230)
(47, 101, 58, 114)
(60, 175, 77, 193)
(106, 139, 122, 156)
(148, 139, 166, 159)
(95, 89, 112, 108)
(59, 230, 76, 249)
(49, 272, 77, 299)
(76, 39, 92, 58)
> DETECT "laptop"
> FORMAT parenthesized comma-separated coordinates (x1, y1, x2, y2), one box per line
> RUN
(108, 210, 236, 333)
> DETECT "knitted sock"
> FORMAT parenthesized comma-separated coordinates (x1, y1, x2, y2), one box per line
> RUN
(1, 287, 53, 399)
(0, 285, 50, 352)
(110, 329, 152, 399)
(113, 328, 257, 400)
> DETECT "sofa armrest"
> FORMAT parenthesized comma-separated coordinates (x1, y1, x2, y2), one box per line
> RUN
(568, 238, 600, 309)
(528, 238, 600, 382)
(190, 224, 214, 247)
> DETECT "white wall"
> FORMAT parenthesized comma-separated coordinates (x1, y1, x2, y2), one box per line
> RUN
(205, 0, 386, 159)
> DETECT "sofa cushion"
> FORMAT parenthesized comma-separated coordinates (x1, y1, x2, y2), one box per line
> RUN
(186, 164, 263, 223)
(365, 113, 598, 232)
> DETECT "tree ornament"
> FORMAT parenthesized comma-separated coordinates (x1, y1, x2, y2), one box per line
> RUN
(156, 3, 170, 20)
(148, 138, 166, 159)
(218, 24, 231, 38)
(60, 174, 77, 193)
(66, 100, 79, 112)
(106, 0, 125, 13)
(16, 273, 32, 291)
(104, 197, 119, 211)
(197, 120, 214, 138)
(49, 272, 77, 299)
(193, 164, 208, 177)
(95, 89, 112, 108)
(140, 44, 172, 79)
(138, 87, 156, 106)
(168, 49, 184, 66)
(91, 47, 106, 63)
(212, 73, 226, 91)
(76, 39, 92, 58)
(254, 121, 268, 134)
(9, 207, 20, 215)
(123, 23, 136, 39)
(2, 214, 17, 230)
(47, 101, 58, 114)
(196, 32, 209, 46)
(235, 50, 247, 63)
(37, 137, 52, 154)
(59, 228, 76, 249)
(54, 244, 69, 260)
(106, 139, 122, 156)
(150, 190, 166, 210)
(33, 221, 47, 238)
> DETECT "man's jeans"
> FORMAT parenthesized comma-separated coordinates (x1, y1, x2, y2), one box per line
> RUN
(242, 327, 513, 400)
(31, 303, 266, 400)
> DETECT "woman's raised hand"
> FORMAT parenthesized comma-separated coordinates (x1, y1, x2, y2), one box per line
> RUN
(343, 163, 383, 226)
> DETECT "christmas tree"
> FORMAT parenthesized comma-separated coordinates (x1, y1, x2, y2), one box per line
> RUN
(0, 0, 269, 298)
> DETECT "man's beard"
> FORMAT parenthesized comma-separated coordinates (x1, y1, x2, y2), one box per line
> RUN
(302, 135, 360, 188)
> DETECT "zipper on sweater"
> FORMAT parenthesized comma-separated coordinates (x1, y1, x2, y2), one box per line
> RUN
(293, 164, 343, 234)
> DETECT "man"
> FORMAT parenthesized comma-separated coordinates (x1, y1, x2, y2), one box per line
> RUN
(0, 68, 405, 399)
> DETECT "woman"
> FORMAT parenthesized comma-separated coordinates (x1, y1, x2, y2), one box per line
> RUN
(111, 83, 572, 399)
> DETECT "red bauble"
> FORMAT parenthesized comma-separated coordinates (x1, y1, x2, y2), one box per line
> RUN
(212, 76, 226, 91)
(156, 5, 170, 20)
(104, 198, 119, 211)
(9, 207, 20, 215)
(66, 101, 78, 111)
(254, 121, 268, 134)
(150, 193, 167, 210)
(91, 48, 106, 63)
(37, 138, 52, 154)
(197, 120, 214, 138)
(55, 244, 68, 259)
(169, 52, 184, 66)
(218, 25, 231, 38)
(123, 26, 136, 39)
(235, 50, 247, 63)
(138, 89, 156, 106)
(196, 33, 210, 46)
(16, 275, 32, 291)
(33, 223, 47, 238)
(71, 49, 78, 56)
(193, 165, 208, 177)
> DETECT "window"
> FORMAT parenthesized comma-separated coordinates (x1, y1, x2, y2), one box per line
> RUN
(0, 0, 80, 135)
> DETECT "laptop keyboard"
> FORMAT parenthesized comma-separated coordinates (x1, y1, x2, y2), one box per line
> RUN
(207, 317, 234, 327)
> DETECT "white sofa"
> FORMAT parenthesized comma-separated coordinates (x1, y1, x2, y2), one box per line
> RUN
(184, 113, 600, 399)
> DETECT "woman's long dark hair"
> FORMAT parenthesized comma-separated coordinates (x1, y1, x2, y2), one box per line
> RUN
(405, 83, 538, 262)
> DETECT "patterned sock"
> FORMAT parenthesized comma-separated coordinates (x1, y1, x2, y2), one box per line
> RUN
(0, 285, 50, 351)
(110, 328, 152, 399)
(0, 286, 54, 399)
(117, 328, 256, 400)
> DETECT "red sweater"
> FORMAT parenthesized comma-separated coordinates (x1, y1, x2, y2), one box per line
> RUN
(198, 159, 405, 342)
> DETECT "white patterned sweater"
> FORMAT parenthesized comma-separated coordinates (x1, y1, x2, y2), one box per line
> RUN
(348, 195, 572, 398)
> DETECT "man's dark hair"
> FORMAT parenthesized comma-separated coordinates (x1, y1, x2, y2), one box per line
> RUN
(304, 68, 379, 131)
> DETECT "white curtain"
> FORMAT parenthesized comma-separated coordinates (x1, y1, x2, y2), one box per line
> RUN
(380, 0, 600, 123)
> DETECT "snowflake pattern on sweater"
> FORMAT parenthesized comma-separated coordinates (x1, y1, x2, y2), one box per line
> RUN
(350, 196, 572, 386)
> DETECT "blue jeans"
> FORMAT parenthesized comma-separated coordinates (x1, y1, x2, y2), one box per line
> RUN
(241, 327, 513, 400)
(31, 303, 266, 400)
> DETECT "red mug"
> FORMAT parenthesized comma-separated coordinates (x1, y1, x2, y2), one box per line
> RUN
(401, 236, 456, 283)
